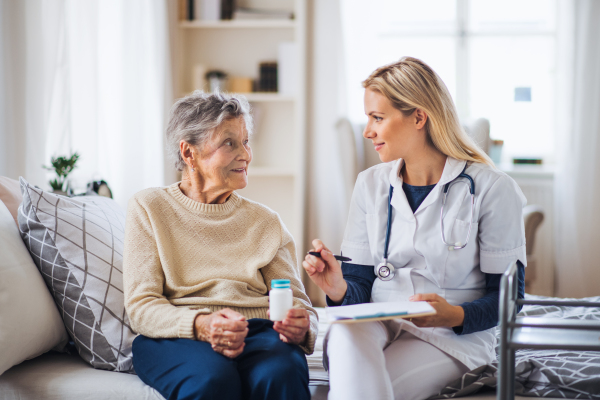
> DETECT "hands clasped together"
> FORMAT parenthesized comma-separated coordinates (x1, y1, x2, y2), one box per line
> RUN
(302, 239, 465, 328)
(194, 308, 310, 358)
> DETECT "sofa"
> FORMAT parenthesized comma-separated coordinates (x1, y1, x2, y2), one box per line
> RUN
(1, 176, 566, 400)
(0, 309, 567, 400)
(0, 309, 563, 400)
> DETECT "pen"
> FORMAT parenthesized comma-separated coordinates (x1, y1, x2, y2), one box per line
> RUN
(307, 251, 352, 262)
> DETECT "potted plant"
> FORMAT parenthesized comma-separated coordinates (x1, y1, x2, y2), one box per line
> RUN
(43, 152, 80, 195)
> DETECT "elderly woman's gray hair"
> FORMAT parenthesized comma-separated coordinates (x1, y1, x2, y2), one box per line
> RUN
(166, 90, 254, 171)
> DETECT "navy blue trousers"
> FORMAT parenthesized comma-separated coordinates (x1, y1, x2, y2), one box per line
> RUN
(132, 319, 310, 400)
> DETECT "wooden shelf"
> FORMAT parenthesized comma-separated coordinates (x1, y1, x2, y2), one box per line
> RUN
(179, 20, 296, 29)
(499, 163, 555, 179)
(172, 0, 307, 257)
(244, 93, 295, 102)
(248, 167, 296, 177)
(177, 92, 294, 103)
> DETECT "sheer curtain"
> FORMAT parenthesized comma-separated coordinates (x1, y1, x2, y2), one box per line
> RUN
(0, 0, 61, 187)
(554, 0, 600, 297)
(0, 0, 170, 209)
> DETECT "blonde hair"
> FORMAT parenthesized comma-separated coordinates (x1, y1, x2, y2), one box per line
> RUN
(362, 57, 494, 167)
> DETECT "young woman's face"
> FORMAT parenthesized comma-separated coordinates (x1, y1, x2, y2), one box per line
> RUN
(363, 88, 423, 163)
(196, 116, 252, 192)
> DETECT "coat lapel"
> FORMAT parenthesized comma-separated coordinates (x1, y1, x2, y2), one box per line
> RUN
(388, 159, 415, 222)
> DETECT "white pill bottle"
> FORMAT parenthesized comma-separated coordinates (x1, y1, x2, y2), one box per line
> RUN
(269, 279, 293, 321)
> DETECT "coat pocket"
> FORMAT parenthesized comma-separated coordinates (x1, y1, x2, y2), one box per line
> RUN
(444, 219, 479, 287)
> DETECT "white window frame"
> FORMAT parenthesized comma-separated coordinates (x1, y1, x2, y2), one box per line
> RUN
(456, 0, 558, 122)
(344, 0, 559, 163)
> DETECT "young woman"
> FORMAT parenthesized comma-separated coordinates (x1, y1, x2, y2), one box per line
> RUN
(303, 57, 526, 400)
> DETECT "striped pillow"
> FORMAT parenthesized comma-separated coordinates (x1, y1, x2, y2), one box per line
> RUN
(18, 177, 136, 372)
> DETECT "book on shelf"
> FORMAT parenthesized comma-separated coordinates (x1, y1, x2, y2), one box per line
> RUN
(278, 42, 297, 96)
(233, 7, 294, 20)
(196, 0, 220, 21)
(180, 0, 223, 21)
(179, 0, 188, 20)
(181, 2, 293, 22)
(188, 0, 195, 20)
(258, 62, 278, 93)
(220, 0, 235, 20)
(512, 158, 543, 165)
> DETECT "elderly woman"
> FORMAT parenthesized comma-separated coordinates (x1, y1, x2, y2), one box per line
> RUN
(123, 91, 318, 400)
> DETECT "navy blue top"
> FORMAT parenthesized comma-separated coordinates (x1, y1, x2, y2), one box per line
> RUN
(326, 181, 526, 335)
(402, 182, 437, 213)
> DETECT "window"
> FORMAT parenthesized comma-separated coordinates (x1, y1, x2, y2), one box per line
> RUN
(341, 0, 558, 164)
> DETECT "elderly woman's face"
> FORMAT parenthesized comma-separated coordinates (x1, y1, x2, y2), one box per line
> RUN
(196, 116, 252, 191)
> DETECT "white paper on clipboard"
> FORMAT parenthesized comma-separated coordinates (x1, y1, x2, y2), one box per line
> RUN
(326, 301, 436, 324)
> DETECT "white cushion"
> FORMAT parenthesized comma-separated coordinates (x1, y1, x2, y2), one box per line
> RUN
(0, 200, 68, 376)
(18, 178, 136, 372)
(0, 352, 164, 400)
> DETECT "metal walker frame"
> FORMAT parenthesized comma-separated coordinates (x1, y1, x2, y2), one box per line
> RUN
(498, 261, 600, 400)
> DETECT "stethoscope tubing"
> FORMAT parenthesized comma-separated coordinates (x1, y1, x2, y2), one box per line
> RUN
(383, 185, 394, 263)
(376, 164, 475, 281)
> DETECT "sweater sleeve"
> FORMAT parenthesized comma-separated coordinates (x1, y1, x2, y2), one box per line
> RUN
(453, 261, 525, 335)
(260, 215, 319, 355)
(123, 198, 211, 340)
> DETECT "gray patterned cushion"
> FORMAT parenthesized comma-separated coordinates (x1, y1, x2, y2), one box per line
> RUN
(17, 177, 135, 372)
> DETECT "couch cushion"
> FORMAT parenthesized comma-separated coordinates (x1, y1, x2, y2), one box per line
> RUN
(0, 176, 22, 226)
(18, 178, 136, 372)
(0, 200, 69, 376)
(0, 352, 164, 400)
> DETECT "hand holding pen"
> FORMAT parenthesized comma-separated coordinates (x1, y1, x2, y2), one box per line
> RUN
(302, 239, 349, 303)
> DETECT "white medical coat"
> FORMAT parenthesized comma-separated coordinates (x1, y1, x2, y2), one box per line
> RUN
(340, 157, 527, 369)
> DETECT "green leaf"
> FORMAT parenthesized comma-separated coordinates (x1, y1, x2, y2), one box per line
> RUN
(44, 152, 80, 190)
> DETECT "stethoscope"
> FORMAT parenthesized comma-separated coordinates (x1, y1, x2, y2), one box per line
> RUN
(375, 164, 476, 281)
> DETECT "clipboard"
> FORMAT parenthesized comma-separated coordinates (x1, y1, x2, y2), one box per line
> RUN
(326, 301, 436, 324)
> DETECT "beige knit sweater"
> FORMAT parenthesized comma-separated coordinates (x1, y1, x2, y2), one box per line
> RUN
(123, 183, 318, 354)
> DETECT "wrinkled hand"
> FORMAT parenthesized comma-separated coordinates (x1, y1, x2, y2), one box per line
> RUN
(194, 308, 249, 358)
(271, 308, 310, 345)
(302, 239, 347, 303)
(408, 293, 465, 328)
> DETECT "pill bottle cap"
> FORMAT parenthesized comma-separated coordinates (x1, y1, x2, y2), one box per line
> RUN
(271, 279, 290, 289)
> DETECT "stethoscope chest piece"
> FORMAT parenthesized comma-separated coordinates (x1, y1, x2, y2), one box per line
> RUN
(375, 261, 395, 281)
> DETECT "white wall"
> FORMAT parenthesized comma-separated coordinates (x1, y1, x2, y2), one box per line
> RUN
(305, 0, 348, 305)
